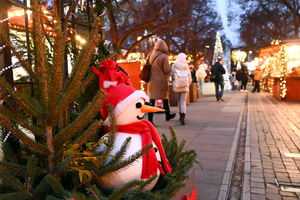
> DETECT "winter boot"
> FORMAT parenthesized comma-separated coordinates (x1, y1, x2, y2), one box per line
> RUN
(163, 99, 176, 121)
(180, 113, 185, 125)
(179, 112, 182, 122)
(147, 99, 156, 125)
(148, 113, 154, 125)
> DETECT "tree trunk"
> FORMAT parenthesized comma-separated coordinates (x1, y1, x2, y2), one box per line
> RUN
(105, 0, 119, 44)
(46, 125, 55, 169)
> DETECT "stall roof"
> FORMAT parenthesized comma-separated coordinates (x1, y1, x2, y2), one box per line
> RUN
(259, 40, 300, 58)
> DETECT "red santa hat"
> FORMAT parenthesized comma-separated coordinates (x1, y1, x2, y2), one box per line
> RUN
(100, 83, 148, 121)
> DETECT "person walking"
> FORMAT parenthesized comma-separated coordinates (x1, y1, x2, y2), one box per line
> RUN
(146, 39, 176, 124)
(239, 65, 249, 91)
(196, 61, 207, 95)
(211, 58, 226, 101)
(252, 66, 263, 92)
(172, 53, 192, 125)
(231, 72, 238, 91)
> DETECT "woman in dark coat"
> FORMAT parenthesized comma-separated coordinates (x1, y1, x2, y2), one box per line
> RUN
(239, 65, 249, 91)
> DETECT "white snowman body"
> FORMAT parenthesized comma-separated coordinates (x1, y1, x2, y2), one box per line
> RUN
(96, 132, 161, 190)
(96, 97, 162, 190)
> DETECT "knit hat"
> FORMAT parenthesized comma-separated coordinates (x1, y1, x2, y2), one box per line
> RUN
(100, 83, 149, 121)
(174, 53, 189, 70)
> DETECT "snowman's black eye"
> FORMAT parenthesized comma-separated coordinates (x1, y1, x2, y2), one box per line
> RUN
(136, 102, 142, 108)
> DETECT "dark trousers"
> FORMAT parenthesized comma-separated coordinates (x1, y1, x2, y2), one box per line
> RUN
(252, 80, 260, 92)
(148, 99, 171, 122)
(240, 80, 248, 90)
(214, 81, 224, 100)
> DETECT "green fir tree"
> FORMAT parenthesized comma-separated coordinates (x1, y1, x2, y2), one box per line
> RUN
(0, 1, 197, 199)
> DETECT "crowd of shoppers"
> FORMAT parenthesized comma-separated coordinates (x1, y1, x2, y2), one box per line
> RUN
(145, 39, 265, 126)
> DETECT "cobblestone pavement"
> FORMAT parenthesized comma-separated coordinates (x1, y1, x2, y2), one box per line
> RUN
(244, 92, 300, 200)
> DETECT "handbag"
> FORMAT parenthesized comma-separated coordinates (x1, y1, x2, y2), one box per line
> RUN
(139, 53, 162, 82)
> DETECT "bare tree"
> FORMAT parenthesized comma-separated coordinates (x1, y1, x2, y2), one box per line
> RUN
(102, 0, 194, 57)
(162, 0, 222, 65)
(238, 0, 300, 49)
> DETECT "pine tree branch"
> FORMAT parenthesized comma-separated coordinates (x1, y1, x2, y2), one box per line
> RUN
(86, 184, 105, 200)
(0, 34, 38, 82)
(0, 161, 26, 172)
(0, 168, 27, 192)
(107, 179, 145, 200)
(0, 78, 44, 122)
(136, 174, 157, 191)
(98, 144, 151, 177)
(0, 106, 44, 139)
(109, 137, 131, 164)
(56, 19, 101, 115)
(48, 22, 65, 122)
(25, 156, 38, 193)
(54, 90, 105, 145)
(0, 117, 48, 154)
(80, 72, 98, 95)
(44, 174, 69, 197)
(31, 0, 50, 112)
(100, 107, 117, 163)
(32, 175, 50, 197)
(0, 192, 31, 200)
(45, 195, 61, 200)
(76, 120, 103, 146)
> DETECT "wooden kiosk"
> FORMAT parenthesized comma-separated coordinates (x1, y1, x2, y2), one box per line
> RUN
(258, 41, 300, 101)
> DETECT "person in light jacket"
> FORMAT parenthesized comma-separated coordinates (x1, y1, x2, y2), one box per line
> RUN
(146, 40, 176, 124)
(196, 61, 208, 95)
(172, 53, 192, 125)
(252, 66, 264, 92)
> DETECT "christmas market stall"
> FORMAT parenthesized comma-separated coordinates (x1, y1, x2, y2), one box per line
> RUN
(258, 40, 300, 101)
(117, 53, 145, 90)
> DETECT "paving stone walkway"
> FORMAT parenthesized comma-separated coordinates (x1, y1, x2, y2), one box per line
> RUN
(244, 92, 300, 200)
(155, 91, 247, 200)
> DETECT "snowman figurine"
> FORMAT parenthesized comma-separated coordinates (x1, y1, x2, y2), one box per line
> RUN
(96, 83, 173, 191)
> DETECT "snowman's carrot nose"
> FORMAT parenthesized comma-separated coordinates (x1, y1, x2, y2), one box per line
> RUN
(141, 104, 165, 113)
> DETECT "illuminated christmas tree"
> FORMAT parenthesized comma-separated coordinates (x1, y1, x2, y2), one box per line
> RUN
(212, 32, 231, 89)
(212, 32, 224, 64)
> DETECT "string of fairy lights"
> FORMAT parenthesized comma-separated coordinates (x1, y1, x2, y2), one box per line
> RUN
(0, 18, 17, 76)
(279, 45, 287, 99)
(0, 17, 9, 24)
(268, 78, 274, 93)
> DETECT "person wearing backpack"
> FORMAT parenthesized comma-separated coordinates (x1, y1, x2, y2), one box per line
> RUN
(172, 53, 192, 125)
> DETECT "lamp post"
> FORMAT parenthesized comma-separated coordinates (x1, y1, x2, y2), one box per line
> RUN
(204, 45, 210, 64)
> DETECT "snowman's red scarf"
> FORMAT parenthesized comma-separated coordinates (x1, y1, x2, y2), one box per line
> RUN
(104, 120, 172, 179)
